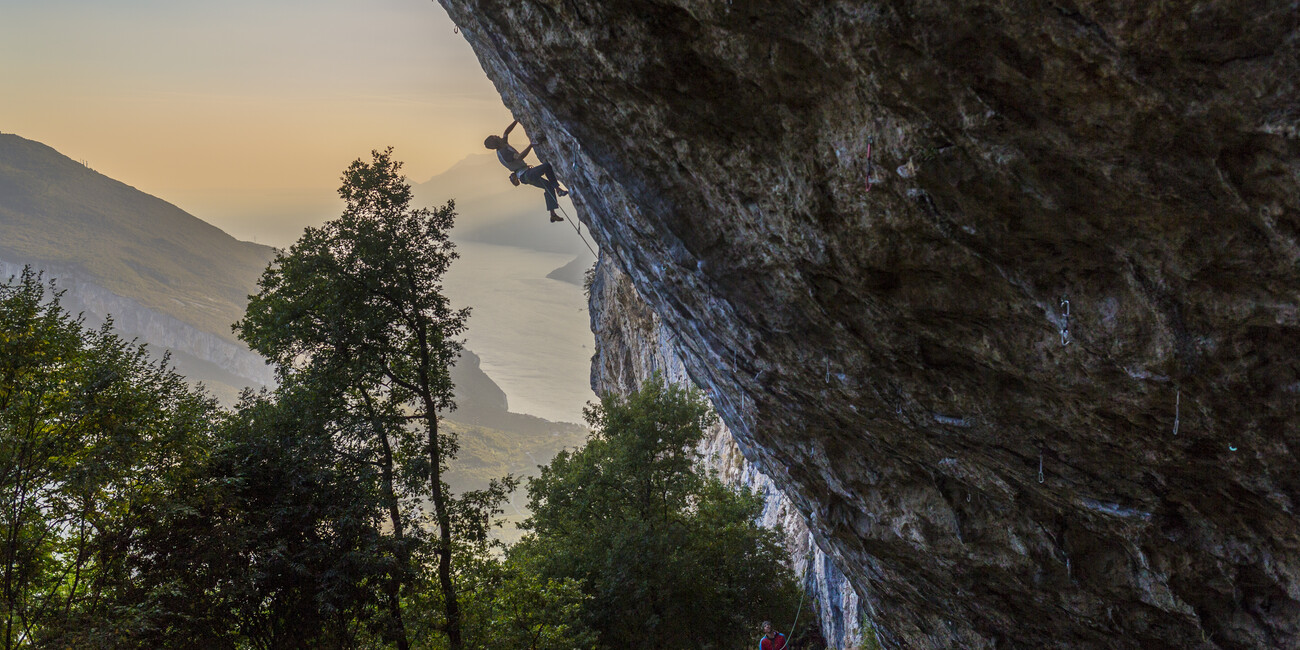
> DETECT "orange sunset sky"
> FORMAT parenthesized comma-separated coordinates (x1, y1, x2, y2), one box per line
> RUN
(1, 0, 512, 245)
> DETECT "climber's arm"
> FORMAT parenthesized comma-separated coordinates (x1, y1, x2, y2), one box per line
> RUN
(501, 120, 519, 141)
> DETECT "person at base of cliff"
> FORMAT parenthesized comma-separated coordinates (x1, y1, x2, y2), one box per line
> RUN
(760, 621, 787, 650)
(484, 119, 569, 223)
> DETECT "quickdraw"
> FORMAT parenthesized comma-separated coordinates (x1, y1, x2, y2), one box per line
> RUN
(1059, 299, 1071, 346)
(864, 136, 877, 192)
(1172, 390, 1180, 436)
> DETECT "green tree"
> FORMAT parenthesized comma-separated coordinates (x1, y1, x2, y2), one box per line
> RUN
(214, 388, 388, 649)
(236, 148, 477, 650)
(514, 379, 803, 649)
(455, 555, 594, 650)
(0, 269, 218, 648)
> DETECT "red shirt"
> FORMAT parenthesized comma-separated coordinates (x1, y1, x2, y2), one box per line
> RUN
(760, 632, 787, 650)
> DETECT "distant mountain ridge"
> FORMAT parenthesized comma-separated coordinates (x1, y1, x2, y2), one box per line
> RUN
(0, 133, 275, 344)
(0, 133, 280, 399)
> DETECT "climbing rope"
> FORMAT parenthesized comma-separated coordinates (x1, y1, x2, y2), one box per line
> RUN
(1037, 448, 1045, 484)
(787, 546, 815, 644)
(788, 581, 809, 644)
(557, 205, 598, 257)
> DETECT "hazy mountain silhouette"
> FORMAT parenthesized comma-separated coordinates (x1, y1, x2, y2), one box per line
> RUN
(0, 133, 276, 343)
(546, 254, 594, 286)
(412, 153, 591, 256)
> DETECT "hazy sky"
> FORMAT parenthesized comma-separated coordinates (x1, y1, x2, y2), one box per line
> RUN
(0, 0, 513, 245)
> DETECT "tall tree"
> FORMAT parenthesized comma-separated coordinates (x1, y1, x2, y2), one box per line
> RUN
(236, 148, 472, 650)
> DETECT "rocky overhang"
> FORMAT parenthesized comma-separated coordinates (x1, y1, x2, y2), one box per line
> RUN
(438, 1, 1300, 647)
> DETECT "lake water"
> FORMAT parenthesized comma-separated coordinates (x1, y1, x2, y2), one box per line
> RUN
(443, 240, 596, 424)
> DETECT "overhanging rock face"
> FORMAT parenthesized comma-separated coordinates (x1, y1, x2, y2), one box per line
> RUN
(438, 1, 1300, 647)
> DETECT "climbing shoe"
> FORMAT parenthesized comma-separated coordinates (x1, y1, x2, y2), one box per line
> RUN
(550, 212, 563, 223)
(557, 188, 569, 197)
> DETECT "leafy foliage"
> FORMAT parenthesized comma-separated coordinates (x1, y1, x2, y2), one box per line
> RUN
(1, 150, 812, 650)
(456, 555, 594, 650)
(236, 148, 493, 650)
(513, 379, 803, 648)
(117, 385, 401, 649)
(0, 268, 219, 648)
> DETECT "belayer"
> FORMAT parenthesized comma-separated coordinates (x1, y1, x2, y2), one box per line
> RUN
(759, 621, 787, 650)
(484, 119, 568, 223)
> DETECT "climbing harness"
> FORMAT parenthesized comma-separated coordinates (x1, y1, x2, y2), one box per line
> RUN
(1059, 299, 1071, 346)
(1172, 390, 1180, 436)
(557, 205, 598, 257)
(863, 136, 878, 192)
(1037, 449, 1045, 484)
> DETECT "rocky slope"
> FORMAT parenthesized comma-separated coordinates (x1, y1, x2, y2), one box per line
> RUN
(0, 255, 274, 399)
(589, 256, 866, 647)
(440, 1, 1299, 648)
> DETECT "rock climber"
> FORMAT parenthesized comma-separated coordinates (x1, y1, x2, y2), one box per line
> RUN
(759, 621, 787, 650)
(484, 119, 568, 223)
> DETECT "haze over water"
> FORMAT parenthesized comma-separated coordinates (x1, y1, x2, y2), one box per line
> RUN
(444, 241, 595, 425)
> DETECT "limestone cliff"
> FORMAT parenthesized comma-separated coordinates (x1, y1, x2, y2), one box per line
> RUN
(0, 256, 273, 389)
(439, 1, 1300, 647)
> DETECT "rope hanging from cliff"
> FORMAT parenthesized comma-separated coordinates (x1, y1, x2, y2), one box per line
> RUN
(785, 544, 816, 644)
(557, 205, 598, 257)
(788, 585, 808, 645)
